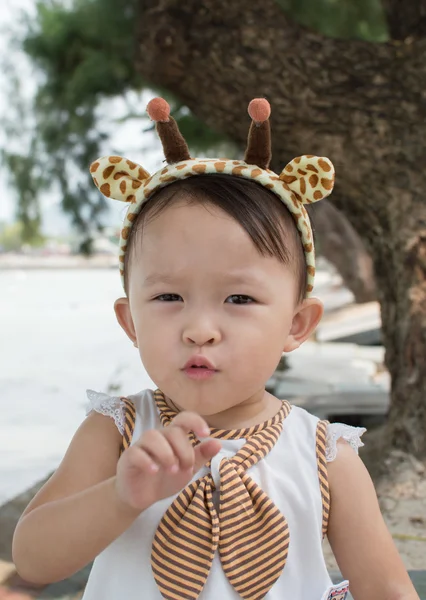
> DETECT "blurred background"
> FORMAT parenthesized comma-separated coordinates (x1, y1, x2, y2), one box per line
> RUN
(0, 0, 425, 594)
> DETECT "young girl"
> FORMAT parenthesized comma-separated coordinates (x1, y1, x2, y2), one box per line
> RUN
(13, 98, 418, 600)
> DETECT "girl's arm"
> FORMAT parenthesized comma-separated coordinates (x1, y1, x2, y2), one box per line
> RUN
(327, 441, 419, 600)
(12, 412, 141, 584)
(13, 408, 220, 586)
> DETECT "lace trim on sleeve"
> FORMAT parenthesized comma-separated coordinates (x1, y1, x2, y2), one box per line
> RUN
(85, 389, 126, 435)
(325, 423, 366, 462)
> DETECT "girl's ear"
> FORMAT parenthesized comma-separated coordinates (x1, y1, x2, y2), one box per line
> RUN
(114, 297, 138, 346)
(283, 297, 323, 353)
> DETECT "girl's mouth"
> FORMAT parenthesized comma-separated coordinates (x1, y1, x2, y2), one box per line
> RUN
(183, 356, 218, 380)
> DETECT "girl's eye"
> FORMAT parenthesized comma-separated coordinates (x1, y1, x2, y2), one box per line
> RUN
(154, 294, 183, 302)
(225, 294, 255, 305)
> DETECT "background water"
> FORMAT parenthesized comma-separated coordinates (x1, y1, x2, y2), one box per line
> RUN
(0, 269, 154, 504)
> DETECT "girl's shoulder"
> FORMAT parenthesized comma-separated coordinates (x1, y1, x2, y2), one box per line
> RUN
(288, 404, 366, 463)
(324, 421, 366, 462)
(85, 388, 156, 435)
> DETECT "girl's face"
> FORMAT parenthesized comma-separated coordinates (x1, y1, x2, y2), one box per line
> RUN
(115, 199, 322, 418)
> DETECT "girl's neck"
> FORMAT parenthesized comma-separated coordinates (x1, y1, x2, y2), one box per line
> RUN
(165, 390, 283, 430)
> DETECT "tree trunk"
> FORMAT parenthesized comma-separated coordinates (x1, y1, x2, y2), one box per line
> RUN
(309, 201, 376, 303)
(381, 0, 426, 38)
(135, 0, 426, 456)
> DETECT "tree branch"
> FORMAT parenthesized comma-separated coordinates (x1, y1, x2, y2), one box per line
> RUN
(381, 0, 426, 39)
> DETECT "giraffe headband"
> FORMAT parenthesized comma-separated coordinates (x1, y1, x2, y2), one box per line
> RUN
(89, 97, 335, 295)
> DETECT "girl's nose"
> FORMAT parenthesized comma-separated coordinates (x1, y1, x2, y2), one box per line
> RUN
(183, 322, 221, 347)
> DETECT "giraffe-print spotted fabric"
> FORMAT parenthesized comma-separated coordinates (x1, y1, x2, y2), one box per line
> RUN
(90, 154, 335, 296)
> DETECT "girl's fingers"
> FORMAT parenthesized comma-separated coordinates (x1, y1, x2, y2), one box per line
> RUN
(163, 426, 195, 471)
(170, 411, 211, 439)
(125, 445, 160, 474)
(193, 439, 221, 473)
(136, 429, 178, 471)
(168, 411, 221, 472)
(129, 411, 221, 475)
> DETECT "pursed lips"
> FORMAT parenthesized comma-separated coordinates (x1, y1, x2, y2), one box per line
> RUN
(182, 356, 218, 379)
(183, 356, 217, 370)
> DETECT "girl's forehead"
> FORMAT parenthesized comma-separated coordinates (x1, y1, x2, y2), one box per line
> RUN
(145, 196, 232, 223)
(133, 208, 292, 286)
(140, 200, 249, 249)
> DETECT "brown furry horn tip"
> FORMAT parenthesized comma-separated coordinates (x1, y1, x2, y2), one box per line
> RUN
(146, 97, 191, 164)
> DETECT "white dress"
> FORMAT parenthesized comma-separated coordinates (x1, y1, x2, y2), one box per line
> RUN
(82, 389, 365, 600)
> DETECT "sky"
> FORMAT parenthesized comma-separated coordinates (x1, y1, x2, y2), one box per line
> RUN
(0, 0, 164, 235)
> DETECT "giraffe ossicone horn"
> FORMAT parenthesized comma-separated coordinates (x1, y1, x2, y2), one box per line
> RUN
(146, 97, 191, 164)
(244, 98, 272, 170)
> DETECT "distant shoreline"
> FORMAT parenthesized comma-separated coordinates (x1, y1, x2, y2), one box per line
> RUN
(0, 254, 119, 270)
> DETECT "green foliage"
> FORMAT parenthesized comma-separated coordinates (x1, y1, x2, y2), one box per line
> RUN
(2, 146, 45, 242)
(24, 0, 141, 101)
(276, 0, 388, 41)
(2, 0, 142, 245)
(1, 0, 389, 242)
(0, 221, 45, 251)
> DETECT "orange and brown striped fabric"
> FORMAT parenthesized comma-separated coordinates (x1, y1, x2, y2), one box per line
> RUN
(119, 397, 137, 456)
(151, 390, 291, 600)
(316, 420, 331, 538)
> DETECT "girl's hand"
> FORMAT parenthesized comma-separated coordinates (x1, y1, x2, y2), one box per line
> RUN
(115, 411, 221, 511)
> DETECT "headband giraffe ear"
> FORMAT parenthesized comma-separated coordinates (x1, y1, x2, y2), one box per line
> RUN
(280, 155, 334, 204)
(90, 156, 151, 203)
